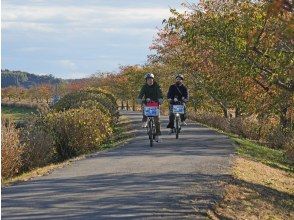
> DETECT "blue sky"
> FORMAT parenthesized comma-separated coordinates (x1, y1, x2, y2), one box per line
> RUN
(2, 0, 193, 79)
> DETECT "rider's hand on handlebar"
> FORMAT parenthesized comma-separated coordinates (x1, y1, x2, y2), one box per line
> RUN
(158, 98, 163, 104)
(136, 98, 142, 104)
(174, 98, 178, 102)
(146, 98, 151, 102)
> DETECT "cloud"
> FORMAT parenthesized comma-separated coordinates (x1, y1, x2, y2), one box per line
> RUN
(3, 21, 55, 32)
(2, 3, 184, 34)
(59, 60, 77, 71)
(2, 0, 188, 77)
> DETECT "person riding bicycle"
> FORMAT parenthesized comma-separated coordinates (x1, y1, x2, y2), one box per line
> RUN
(137, 73, 163, 142)
(166, 73, 189, 134)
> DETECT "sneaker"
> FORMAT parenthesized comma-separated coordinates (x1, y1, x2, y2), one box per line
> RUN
(142, 121, 148, 128)
(168, 129, 174, 135)
(181, 121, 187, 126)
(155, 135, 161, 142)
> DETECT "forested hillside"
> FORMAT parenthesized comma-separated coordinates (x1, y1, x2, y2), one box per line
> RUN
(1, 69, 61, 88)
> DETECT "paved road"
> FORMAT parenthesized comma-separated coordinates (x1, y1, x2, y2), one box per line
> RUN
(2, 111, 235, 219)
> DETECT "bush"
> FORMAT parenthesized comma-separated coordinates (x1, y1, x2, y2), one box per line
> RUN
(44, 107, 113, 160)
(84, 87, 117, 107)
(284, 137, 294, 164)
(190, 111, 294, 153)
(1, 118, 24, 179)
(20, 118, 56, 170)
(266, 127, 294, 149)
(190, 112, 230, 132)
(53, 89, 118, 122)
(229, 117, 262, 140)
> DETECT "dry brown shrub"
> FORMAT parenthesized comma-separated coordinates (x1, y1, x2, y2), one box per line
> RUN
(190, 112, 230, 132)
(230, 117, 262, 140)
(1, 118, 24, 179)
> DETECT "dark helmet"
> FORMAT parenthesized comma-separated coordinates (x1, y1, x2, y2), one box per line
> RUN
(145, 73, 155, 79)
(175, 74, 184, 80)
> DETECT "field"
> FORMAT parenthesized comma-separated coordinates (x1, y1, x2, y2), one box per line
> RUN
(1, 105, 37, 121)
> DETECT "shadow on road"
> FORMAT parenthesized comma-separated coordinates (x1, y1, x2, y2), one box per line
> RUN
(2, 172, 230, 219)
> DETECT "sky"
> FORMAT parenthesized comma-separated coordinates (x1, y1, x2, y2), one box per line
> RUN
(2, 0, 193, 79)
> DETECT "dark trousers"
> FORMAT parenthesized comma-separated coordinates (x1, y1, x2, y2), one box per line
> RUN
(142, 115, 161, 135)
(167, 105, 187, 129)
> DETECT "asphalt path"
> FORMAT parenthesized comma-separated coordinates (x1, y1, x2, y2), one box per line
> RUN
(2, 111, 235, 219)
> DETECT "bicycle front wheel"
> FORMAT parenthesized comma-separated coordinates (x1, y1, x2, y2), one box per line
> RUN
(175, 116, 179, 139)
(148, 119, 153, 147)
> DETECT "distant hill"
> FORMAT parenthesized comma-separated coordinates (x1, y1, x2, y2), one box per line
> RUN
(1, 69, 62, 88)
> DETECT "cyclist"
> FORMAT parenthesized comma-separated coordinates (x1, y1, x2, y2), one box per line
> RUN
(167, 73, 189, 134)
(137, 73, 163, 142)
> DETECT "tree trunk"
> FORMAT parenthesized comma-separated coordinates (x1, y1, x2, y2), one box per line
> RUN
(279, 106, 290, 128)
(121, 100, 124, 110)
(132, 100, 136, 111)
(222, 107, 228, 118)
(235, 107, 241, 117)
(126, 100, 129, 111)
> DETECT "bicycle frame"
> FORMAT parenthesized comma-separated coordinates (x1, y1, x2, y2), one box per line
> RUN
(143, 101, 160, 147)
(172, 103, 185, 139)
(146, 116, 156, 147)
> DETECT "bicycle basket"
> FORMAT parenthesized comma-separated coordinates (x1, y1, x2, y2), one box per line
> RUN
(144, 106, 159, 117)
(172, 105, 184, 114)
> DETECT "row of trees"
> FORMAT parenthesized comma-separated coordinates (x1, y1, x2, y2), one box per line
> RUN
(1, 80, 91, 103)
(148, 0, 293, 128)
(93, 0, 293, 130)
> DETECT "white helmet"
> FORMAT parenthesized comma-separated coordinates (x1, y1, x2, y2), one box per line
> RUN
(145, 73, 154, 79)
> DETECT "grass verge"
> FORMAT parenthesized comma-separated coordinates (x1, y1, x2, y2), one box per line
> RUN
(207, 137, 294, 219)
(209, 156, 294, 220)
(233, 136, 293, 173)
(189, 119, 294, 219)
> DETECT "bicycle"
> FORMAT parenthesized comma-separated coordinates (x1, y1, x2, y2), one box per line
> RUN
(172, 100, 185, 139)
(143, 100, 160, 147)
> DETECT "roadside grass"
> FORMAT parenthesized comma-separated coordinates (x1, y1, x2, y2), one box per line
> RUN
(232, 136, 293, 173)
(2, 115, 135, 187)
(209, 156, 294, 220)
(1, 105, 37, 121)
(202, 125, 294, 219)
(189, 119, 294, 219)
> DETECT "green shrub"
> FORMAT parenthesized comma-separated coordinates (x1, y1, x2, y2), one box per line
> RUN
(20, 118, 56, 170)
(84, 87, 117, 107)
(44, 107, 112, 160)
(53, 89, 118, 122)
